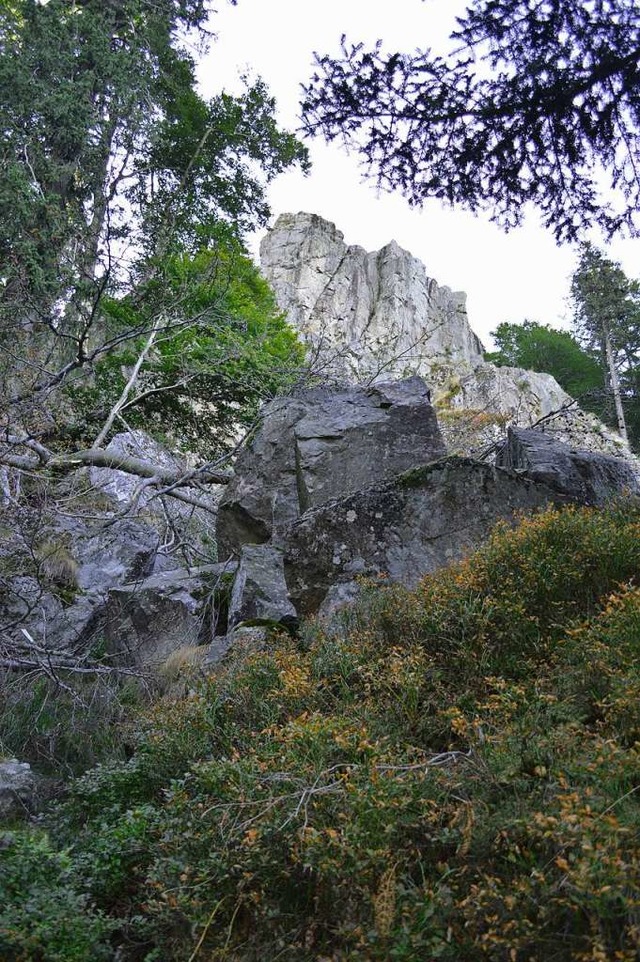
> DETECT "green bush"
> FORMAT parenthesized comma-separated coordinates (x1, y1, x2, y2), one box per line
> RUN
(0, 830, 115, 961)
(0, 673, 144, 777)
(5, 502, 640, 960)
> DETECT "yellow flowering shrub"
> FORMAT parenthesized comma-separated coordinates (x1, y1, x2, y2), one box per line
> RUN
(8, 500, 640, 961)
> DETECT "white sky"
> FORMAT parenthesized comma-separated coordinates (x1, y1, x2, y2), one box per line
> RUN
(198, 0, 639, 348)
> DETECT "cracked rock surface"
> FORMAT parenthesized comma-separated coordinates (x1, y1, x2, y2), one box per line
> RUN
(260, 212, 631, 458)
(216, 376, 446, 559)
(282, 458, 573, 617)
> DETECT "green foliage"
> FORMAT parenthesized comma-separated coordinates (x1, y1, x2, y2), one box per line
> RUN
(0, 0, 306, 307)
(302, 0, 640, 241)
(65, 237, 306, 456)
(0, 830, 115, 961)
(0, 0, 308, 434)
(486, 320, 603, 404)
(570, 244, 640, 449)
(11, 501, 640, 960)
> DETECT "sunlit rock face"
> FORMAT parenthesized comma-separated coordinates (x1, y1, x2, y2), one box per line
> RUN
(260, 212, 632, 459)
(260, 211, 483, 381)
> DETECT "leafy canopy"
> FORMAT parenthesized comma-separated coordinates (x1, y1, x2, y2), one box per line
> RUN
(67, 235, 306, 458)
(486, 320, 603, 402)
(301, 0, 640, 241)
(0, 0, 308, 452)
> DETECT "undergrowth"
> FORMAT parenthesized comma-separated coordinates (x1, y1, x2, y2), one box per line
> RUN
(2, 502, 640, 961)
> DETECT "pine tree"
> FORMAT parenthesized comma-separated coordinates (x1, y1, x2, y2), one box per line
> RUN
(301, 0, 640, 241)
(571, 245, 640, 446)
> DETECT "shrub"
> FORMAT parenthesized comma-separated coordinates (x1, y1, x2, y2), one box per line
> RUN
(0, 830, 115, 961)
(0, 672, 144, 777)
(5, 502, 640, 960)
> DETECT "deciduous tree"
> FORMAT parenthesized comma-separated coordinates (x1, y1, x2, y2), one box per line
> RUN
(486, 320, 603, 405)
(0, 0, 308, 489)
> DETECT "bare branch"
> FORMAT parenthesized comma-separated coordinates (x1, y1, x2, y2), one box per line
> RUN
(93, 314, 163, 448)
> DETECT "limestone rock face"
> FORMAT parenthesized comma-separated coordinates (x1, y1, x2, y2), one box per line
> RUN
(260, 212, 483, 382)
(216, 376, 446, 559)
(260, 213, 633, 459)
(449, 363, 571, 424)
(283, 458, 572, 617)
(496, 427, 640, 504)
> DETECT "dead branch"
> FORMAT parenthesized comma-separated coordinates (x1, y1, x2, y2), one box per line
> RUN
(0, 444, 232, 486)
(0, 654, 148, 678)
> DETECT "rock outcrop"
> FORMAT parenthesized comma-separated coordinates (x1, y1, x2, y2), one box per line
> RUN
(217, 376, 639, 624)
(283, 458, 572, 618)
(3, 222, 639, 675)
(260, 212, 483, 380)
(260, 213, 630, 459)
(0, 431, 228, 670)
(496, 427, 640, 504)
(216, 376, 446, 558)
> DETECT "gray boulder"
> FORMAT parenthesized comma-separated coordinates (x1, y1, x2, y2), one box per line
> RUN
(496, 427, 640, 504)
(0, 759, 38, 822)
(217, 376, 446, 558)
(0, 424, 222, 666)
(0, 514, 161, 657)
(228, 545, 297, 631)
(86, 429, 219, 564)
(283, 458, 572, 617)
(99, 562, 236, 667)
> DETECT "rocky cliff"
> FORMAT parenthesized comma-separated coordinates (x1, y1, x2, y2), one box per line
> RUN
(219, 377, 639, 623)
(260, 212, 628, 458)
(2, 219, 638, 681)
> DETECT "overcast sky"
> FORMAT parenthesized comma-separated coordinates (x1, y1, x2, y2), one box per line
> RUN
(198, 0, 639, 347)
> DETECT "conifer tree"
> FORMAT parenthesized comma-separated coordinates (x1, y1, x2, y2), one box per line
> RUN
(571, 245, 640, 446)
(302, 0, 640, 242)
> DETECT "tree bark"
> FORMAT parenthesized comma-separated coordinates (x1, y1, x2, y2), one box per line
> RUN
(602, 320, 628, 444)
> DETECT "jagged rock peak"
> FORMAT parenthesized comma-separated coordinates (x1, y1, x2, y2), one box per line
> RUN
(260, 211, 484, 382)
(260, 212, 633, 461)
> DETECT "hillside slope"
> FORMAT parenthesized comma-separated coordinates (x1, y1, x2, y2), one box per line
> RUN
(2, 502, 640, 961)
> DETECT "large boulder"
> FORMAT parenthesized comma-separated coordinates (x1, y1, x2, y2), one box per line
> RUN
(283, 457, 573, 617)
(216, 376, 446, 558)
(99, 562, 236, 667)
(496, 427, 640, 504)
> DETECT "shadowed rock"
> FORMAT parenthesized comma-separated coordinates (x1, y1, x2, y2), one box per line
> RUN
(283, 457, 573, 618)
(216, 376, 446, 559)
(496, 427, 640, 504)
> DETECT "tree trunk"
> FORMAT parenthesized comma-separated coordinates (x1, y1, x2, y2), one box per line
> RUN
(602, 320, 628, 444)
